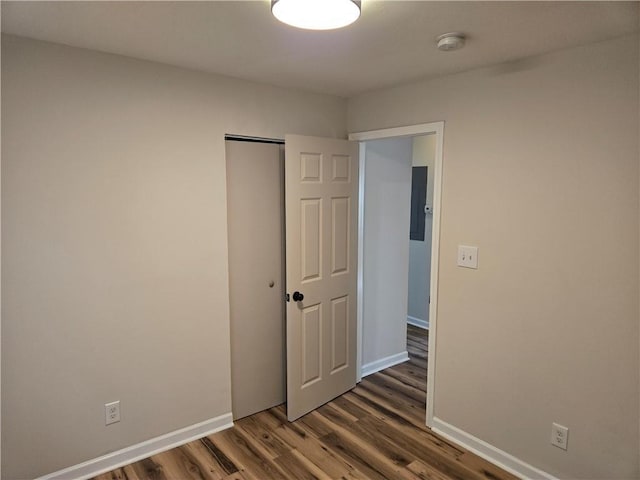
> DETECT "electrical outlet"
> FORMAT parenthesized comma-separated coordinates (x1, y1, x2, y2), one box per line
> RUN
(105, 401, 120, 426)
(551, 422, 568, 450)
(457, 245, 478, 269)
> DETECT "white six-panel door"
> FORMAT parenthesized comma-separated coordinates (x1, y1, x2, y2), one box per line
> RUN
(285, 134, 359, 421)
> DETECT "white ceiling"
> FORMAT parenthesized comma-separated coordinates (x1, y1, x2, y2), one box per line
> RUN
(2, 1, 638, 97)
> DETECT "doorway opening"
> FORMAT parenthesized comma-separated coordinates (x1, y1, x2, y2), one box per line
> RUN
(350, 122, 444, 427)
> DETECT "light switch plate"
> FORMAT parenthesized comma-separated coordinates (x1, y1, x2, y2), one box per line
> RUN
(457, 245, 478, 269)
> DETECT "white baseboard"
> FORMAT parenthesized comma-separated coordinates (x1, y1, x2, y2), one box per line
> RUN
(407, 315, 429, 330)
(431, 417, 557, 480)
(37, 413, 234, 480)
(361, 351, 409, 378)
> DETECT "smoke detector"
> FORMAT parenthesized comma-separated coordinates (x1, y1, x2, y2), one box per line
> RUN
(436, 33, 466, 52)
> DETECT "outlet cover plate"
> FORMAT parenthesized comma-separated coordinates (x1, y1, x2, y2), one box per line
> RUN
(105, 400, 120, 426)
(551, 422, 568, 450)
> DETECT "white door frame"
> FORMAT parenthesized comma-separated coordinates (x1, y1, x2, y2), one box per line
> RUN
(348, 121, 444, 428)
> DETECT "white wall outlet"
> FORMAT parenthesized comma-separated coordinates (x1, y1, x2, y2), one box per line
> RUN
(551, 422, 569, 450)
(457, 245, 478, 269)
(105, 400, 121, 426)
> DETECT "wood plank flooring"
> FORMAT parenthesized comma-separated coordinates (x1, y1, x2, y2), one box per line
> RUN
(93, 325, 517, 480)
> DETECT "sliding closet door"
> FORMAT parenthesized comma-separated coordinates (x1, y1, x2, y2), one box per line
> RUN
(226, 140, 285, 420)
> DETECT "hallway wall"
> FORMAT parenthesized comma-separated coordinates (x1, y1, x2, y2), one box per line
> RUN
(362, 138, 412, 369)
(407, 135, 436, 326)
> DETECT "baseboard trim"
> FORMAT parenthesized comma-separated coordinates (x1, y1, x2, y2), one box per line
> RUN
(431, 417, 557, 480)
(407, 315, 429, 330)
(37, 413, 234, 480)
(361, 351, 409, 378)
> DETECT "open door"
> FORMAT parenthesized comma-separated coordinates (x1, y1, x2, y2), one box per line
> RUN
(285, 134, 359, 421)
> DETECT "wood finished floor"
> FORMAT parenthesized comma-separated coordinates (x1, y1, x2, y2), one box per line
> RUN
(94, 325, 516, 480)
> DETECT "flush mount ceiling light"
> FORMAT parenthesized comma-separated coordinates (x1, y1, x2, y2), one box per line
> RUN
(436, 32, 466, 52)
(271, 0, 361, 30)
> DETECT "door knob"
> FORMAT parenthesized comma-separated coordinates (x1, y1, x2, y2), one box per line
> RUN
(292, 291, 304, 302)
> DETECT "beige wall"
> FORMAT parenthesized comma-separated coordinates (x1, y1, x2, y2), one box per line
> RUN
(1, 35, 346, 479)
(349, 34, 640, 478)
(0, 19, 3, 480)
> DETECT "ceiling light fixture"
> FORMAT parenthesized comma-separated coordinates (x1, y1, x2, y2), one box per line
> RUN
(436, 32, 466, 52)
(271, 0, 361, 30)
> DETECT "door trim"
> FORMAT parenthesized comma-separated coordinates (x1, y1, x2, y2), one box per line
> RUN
(356, 142, 366, 382)
(348, 121, 444, 428)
